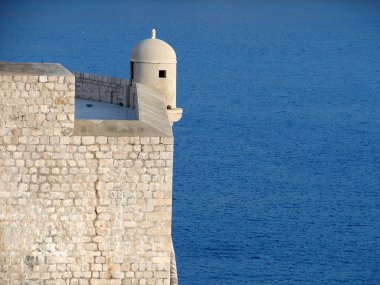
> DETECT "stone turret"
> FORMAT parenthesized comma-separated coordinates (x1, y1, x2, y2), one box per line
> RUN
(130, 29, 183, 124)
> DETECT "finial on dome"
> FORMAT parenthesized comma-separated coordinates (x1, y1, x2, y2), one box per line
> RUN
(151, 29, 156, 39)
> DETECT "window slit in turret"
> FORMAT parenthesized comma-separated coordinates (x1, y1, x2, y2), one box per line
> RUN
(159, 70, 166, 78)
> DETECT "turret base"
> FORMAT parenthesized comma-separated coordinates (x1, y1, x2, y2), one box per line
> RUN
(167, 108, 183, 124)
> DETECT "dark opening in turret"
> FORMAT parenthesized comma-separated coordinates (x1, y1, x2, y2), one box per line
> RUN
(159, 70, 166, 78)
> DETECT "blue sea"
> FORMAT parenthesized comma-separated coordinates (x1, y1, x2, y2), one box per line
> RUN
(1, 1, 379, 284)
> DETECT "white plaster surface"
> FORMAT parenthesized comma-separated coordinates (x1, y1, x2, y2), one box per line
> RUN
(131, 38, 176, 63)
(75, 98, 136, 120)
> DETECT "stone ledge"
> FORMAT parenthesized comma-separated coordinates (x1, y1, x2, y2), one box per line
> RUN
(74, 120, 172, 137)
(0, 62, 73, 76)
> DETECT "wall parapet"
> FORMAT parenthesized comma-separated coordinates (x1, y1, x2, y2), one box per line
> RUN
(0, 62, 75, 137)
(74, 72, 130, 107)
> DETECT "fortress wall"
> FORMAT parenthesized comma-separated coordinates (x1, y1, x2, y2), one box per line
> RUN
(74, 73, 130, 108)
(0, 70, 175, 284)
(0, 73, 75, 137)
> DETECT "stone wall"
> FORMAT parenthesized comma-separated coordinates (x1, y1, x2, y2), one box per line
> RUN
(74, 72, 130, 108)
(0, 63, 176, 285)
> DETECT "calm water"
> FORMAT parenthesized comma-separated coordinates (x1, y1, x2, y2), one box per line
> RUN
(1, 1, 379, 284)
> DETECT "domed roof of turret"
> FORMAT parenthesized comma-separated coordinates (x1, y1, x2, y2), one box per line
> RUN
(130, 29, 177, 64)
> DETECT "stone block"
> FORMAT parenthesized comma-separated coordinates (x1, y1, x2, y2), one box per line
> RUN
(39, 75, 48, 83)
(82, 136, 95, 145)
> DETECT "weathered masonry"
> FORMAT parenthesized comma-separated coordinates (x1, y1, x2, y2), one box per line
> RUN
(0, 31, 182, 285)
